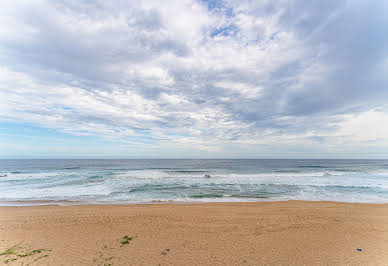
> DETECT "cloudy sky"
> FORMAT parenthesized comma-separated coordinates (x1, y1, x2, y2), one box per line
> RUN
(1, 0, 388, 159)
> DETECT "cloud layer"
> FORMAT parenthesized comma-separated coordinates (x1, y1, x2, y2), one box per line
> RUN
(1, 0, 388, 157)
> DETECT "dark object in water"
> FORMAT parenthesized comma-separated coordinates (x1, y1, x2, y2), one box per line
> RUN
(356, 249, 362, 252)
(204, 174, 211, 178)
(0, 174, 7, 177)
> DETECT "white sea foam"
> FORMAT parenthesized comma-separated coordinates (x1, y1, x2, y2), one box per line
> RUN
(1, 160, 388, 205)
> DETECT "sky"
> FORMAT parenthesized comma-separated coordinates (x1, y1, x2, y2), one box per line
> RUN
(1, 0, 388, 159)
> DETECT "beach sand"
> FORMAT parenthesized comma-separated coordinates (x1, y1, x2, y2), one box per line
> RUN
(0, 201, 387, 265)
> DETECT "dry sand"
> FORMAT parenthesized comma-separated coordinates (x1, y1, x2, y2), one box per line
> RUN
(0, 201, 387, 265)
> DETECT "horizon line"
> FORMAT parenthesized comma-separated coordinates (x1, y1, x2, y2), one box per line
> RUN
(1, 158, 388, 160)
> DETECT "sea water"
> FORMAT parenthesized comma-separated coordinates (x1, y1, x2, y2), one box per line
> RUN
(1, 159, 388, 205)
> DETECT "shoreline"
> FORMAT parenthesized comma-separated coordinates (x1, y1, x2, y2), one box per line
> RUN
(0, 199, 388, 208)
(1, 201, 388, 265)
(1, 199, 388, 207)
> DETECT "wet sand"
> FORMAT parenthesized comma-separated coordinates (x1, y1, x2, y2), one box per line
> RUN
(0, 201, 387, 265)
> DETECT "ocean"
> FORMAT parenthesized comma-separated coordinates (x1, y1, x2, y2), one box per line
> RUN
(1, 159, 388, 205)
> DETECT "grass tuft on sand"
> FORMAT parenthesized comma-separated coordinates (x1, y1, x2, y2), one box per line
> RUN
(120, 235, 133, 246)
(0, 242, 50, 264)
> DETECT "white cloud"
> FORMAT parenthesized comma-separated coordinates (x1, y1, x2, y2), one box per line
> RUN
(332, 110, 388, 144)
(1, 0, 388, 156)
(214, 81, 262, 98)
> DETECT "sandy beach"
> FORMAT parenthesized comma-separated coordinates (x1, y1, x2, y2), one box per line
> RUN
(0, 201, 387, 265)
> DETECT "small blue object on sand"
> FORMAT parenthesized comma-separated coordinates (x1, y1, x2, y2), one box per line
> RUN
(356, 249, 362, 252)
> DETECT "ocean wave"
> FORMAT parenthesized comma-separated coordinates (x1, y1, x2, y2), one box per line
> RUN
(165, 170, 209, 173)
(190, 194, 224, 198)
(2, 159, 388, 205)
(297, 165, 326, 168)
